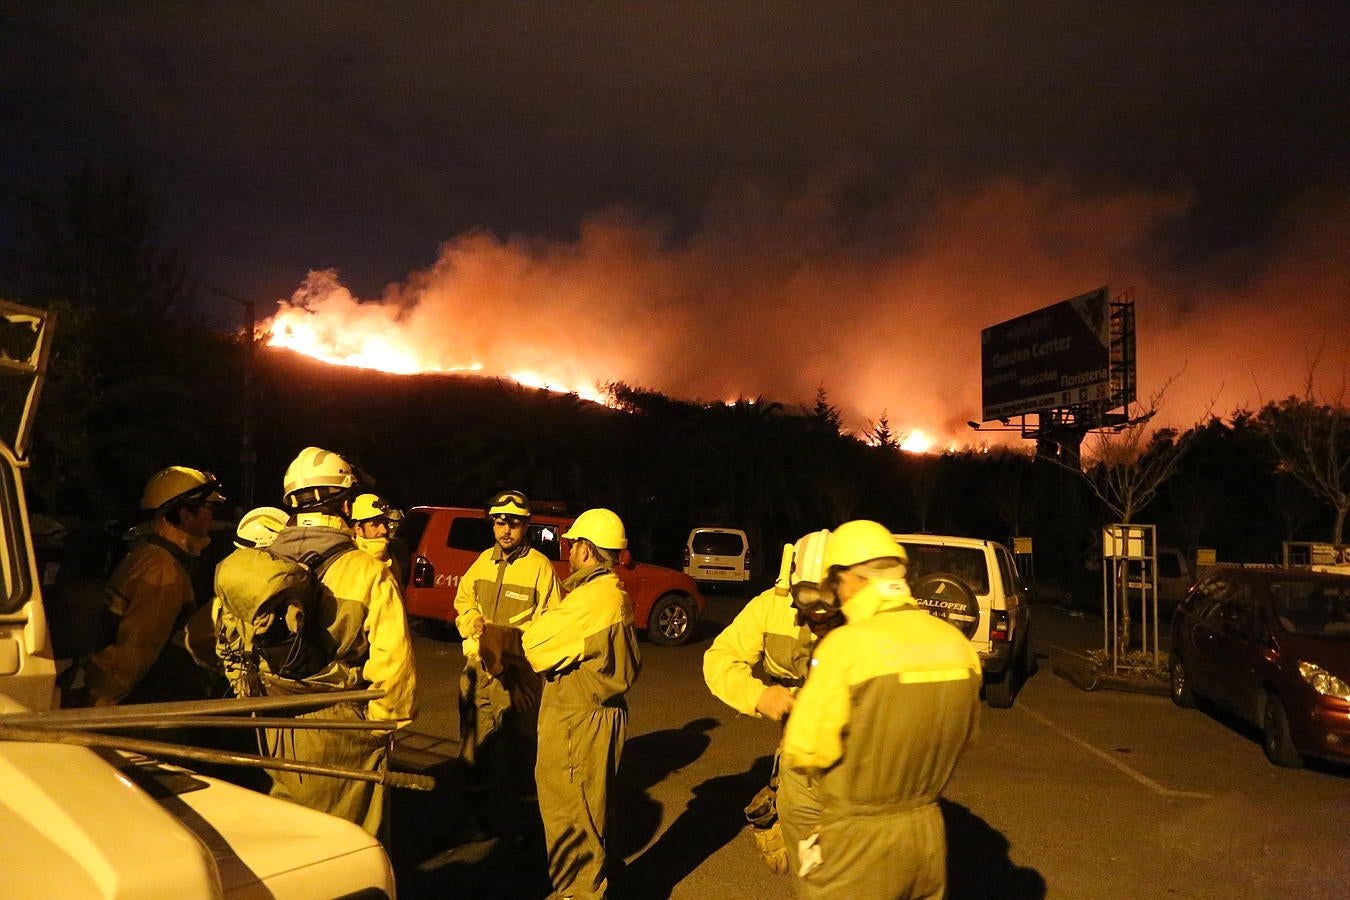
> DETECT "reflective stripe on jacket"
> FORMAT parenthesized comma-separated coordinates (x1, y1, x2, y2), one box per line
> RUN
(454, 545, 561, 653)
(703, 585, 815, 716)
(782, 579, 981, 807)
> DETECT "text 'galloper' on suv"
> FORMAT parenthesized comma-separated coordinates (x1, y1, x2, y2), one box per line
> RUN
(400, 506, 706, 646)
(895, 533, 1035, 708)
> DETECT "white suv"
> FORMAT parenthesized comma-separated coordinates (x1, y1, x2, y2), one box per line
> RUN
(894, 533, 1034, 707)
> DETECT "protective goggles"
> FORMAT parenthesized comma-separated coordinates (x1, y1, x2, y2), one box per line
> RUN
(790, 581, 838, 616)
(491, 514, 526, 528)
(182, 474, 226, 508)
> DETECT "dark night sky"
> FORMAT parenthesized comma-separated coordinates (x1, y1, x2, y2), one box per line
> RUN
(2, 2, 1347, 442)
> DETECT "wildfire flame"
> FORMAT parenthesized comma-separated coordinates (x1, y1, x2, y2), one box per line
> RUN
(263, 271, 611, 404)
(900, 430, 933, 454)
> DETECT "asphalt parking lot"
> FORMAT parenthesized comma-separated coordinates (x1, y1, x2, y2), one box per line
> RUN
(389, 595, 1350, 899)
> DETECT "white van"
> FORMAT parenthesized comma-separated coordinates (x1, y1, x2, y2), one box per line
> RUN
(683, 527, 752, 584)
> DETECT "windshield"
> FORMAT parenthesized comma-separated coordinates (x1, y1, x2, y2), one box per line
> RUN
(0, 446, 34, 614)
(0, 300, 55, 459)
(692, 531, 744, 557)
(1272, 580, 1350, 637)
(900, 543, 990, 594)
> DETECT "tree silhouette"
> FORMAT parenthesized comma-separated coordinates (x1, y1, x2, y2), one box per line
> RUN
(5, 166, 211, 516)
(1258, 367, 1350, 545)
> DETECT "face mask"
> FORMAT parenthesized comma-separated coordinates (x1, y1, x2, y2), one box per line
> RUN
(356, 535, 390, 561)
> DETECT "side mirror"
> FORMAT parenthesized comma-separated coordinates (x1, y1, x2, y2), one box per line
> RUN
(412, 556, 434, 588)
(619, 548, 634, 569)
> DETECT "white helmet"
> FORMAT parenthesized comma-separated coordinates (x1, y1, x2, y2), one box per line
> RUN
(235, 506, 289, 549)
(282, 446, 360, 510)
(789, 529, 836, 613)
(563, 508, 627, 551)
(141, 466, 224, 512)
(791, 529, 830, 587)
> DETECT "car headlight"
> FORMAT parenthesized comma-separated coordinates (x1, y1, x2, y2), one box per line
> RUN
(1297, 661, 1350, 700)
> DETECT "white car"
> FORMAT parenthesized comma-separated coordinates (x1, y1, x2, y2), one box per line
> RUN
(895, 533, 1035, 708)
(682, 526, 753, 585)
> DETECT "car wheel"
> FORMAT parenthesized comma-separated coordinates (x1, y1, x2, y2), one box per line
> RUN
(1022, 635, 1039, 678)
(985, 666, 1015, 708)
(647, 593, 696, 646)
(1262, 693, 1303, 768)
(1169, 653, 1196, 708)
(910, 573, 981, 639)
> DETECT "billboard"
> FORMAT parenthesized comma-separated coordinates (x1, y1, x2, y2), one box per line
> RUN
(980, 287, 1111, 421)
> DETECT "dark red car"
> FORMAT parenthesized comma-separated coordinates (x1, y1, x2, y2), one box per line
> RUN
(1169, 566, 1350, 767)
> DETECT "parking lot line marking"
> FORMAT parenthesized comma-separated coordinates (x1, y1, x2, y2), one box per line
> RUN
(1018, 702, 1213, 800)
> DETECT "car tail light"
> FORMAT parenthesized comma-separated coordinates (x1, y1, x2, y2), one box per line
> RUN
(989, 609, 1010, 642)
(745, 546, 752, 573)
(683, 547, 690, 568)
(412, 556, 434, 588)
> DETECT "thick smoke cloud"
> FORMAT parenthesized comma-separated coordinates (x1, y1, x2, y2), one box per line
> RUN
(271, 176, 1349, 446)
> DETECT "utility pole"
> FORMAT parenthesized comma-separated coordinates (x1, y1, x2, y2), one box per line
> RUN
(206, 285, 257, 509)
(240, 298, 257, 509)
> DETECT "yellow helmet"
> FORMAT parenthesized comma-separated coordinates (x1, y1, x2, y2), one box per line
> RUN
(282, 446, 360, 509)
(351, 493, 391, 523)
(487, 489, 532, 518)
(823, 520, 907, 571)
(563, 508, 627, 551)
(234, 506, 289, 549)
(141, 466, 224, 512)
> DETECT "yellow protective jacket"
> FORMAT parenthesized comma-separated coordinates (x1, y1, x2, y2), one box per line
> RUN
(522, 564, 640, 703)
(85, 518, 203, 704)
(782, 577, 981, 799)
(703, 584, 815, 716)
(524, 564, 640, 899)
(267, 515, 417, 724)
(454, 543, 561, 658)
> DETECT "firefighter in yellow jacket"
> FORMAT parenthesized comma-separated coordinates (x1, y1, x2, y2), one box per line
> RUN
(782, 520, 981, 899)
(454, 489, 563, 838)
(84, 466, 225, 706)
(523, 508, 641, 900)
(255, 446, 418, 835)
(703, 529, 840, 874)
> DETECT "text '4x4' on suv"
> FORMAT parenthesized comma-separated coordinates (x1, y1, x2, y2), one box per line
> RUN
(401, 506, 705, 646)
(895, 533, 1035, 708)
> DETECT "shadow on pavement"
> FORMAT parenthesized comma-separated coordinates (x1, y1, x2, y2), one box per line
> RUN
(387, 733, 552, 899)
(620, 751, 774, 898)
(611, 717, 720, 863)
(390, 717, 728, 899)
(942, 799, 1047, 899)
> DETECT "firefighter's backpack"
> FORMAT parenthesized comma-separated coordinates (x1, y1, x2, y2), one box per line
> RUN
(214, 543, 352, 691)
